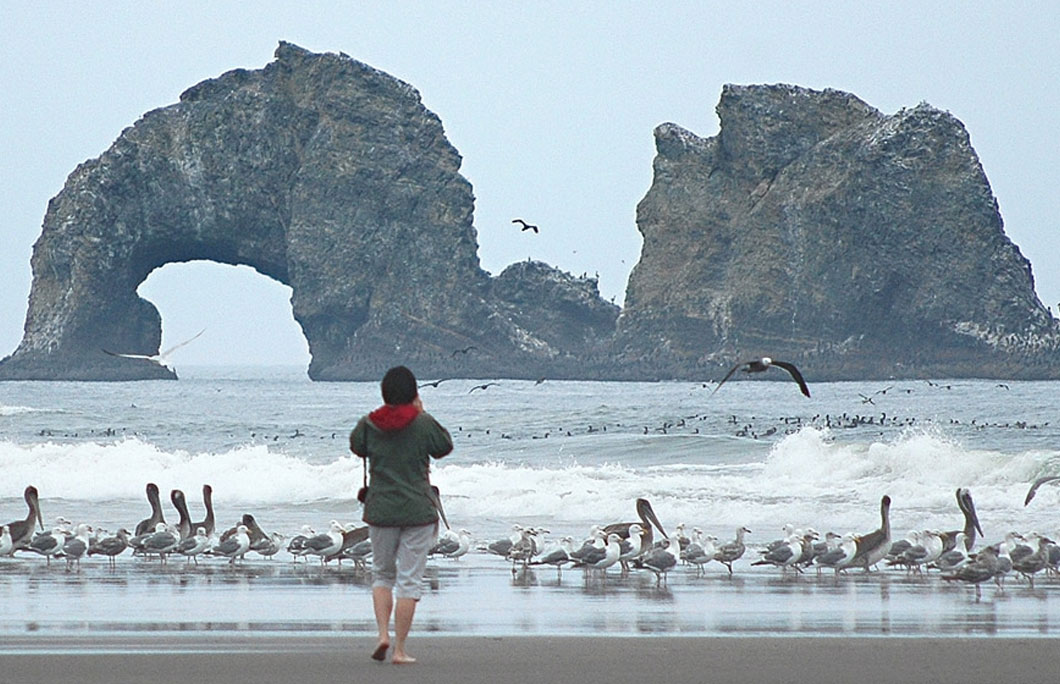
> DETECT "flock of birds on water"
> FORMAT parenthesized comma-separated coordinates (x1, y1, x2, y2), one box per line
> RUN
(3, 476, 1060, 602)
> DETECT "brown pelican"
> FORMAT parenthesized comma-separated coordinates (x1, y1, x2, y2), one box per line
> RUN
(3, 485, 43, 551)
(134, 483, 166, 537)
(220, 514, 267, 546)
(1024, 475, 1060, 506)
(711, 357, 810, 398)
(849, 495, 892, 571)
(940, 488, 982, 552)
(170, 489, 192, 541)
(190, 484, 215, 537)
(602, 498, 669, 554)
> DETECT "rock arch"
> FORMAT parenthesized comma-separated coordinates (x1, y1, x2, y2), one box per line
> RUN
(0, 43, 618, 381)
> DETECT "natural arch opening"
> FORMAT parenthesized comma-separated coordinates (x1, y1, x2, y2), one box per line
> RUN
(137, 261, 310, 368)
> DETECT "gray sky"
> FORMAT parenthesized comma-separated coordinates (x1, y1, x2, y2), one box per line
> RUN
(2, 2, 1058, 367)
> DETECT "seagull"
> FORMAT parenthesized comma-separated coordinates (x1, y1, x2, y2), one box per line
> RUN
(711, 357, 810, 398)
(512, 218, 539, 233)
(1024, 475, 1060, 506)
(102, 328, 205, 370)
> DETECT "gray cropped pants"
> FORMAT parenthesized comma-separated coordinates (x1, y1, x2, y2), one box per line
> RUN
(369, 521, 438, 600)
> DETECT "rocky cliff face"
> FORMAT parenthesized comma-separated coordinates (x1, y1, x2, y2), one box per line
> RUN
(0, 43, 616, 381)
(615, 84, 1060, 380)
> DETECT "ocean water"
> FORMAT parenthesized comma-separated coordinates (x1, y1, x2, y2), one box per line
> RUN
(1, 367, 1059, 639)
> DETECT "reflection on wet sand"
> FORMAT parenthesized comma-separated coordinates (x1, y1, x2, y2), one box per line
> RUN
(0, 555, 1058, 639)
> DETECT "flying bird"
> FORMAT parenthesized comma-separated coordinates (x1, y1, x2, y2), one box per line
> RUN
(451, 346, 477, 357)
(468, 382, 499, 394)
(103, 328, 205, 370)
(710, 357, 810, 398)
(419, 378, 451, 389)
(512, 219, 539, 233)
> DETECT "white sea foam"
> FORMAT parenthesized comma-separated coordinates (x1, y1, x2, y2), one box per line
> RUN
(1, 427, 1057, 539)
(0, 405, 43, 417)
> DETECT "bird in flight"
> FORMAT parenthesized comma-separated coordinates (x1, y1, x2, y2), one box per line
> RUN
(419, 378, 450, 389)
(102, 329, 205, 371)
(451, 346, 477, 357)
(468, 382, 499, 394)
(512, 219, 539, 233)
(711, 357, 810, 398)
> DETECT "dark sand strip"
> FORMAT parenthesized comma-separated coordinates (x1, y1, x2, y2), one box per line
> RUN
(1, 635, 1057, 684)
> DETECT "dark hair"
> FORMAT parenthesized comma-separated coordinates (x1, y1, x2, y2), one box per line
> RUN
(381, 365, 418, 405)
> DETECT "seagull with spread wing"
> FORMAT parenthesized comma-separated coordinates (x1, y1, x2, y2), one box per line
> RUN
(710, 357, 810, 398)
(102, 328, 205, 371)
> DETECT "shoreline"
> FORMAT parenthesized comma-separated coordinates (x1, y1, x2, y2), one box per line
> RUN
(2, 635, 1056, 684)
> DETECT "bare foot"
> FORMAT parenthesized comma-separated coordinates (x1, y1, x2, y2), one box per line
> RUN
(392, 652, 417, 665)
(371, 642, 389, 661)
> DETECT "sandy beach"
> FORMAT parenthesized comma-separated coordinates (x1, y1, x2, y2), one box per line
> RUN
(2, 634, 1057, 684)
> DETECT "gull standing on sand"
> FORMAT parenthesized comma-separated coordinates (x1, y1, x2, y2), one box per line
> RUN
(175, 527, 211, 565)
(87, 529, 130, 567)
(713, 527, 751, 576)
(207, 524, 251, 564)
(102, 328, 205, 371)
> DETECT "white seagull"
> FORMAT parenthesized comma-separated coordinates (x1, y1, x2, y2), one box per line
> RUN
(102, 328, 205, 370)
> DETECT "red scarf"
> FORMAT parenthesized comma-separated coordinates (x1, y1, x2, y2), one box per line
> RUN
(368, 403, 420, 431)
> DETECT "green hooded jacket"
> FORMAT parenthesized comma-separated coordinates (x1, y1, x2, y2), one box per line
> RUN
(349, 404, 453, 527)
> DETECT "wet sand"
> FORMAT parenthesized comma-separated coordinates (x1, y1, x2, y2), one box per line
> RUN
(2, 634, 1057, 684)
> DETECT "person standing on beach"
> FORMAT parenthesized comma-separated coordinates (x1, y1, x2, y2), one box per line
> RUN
(349, 365, 453, 664)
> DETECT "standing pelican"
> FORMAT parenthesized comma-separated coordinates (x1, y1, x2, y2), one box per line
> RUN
(849, 495, 892, 571)
(711, 357, 811, 398)
(940, 488, 982, 552)
(3, 485, 43, 552)
(134, 483, 166, 537)
(602, 498, 669, 551)
(191, 484, 215, 537)
(170, 489, 192, 541)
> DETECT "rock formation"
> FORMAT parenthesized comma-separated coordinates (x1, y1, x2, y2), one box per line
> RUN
(615, 84, 1060, 380)
(0, 42, 617, 381)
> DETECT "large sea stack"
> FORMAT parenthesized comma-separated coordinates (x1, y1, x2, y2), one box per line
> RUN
(0, 42, 617, 381)
(615, 84, 1060, 380)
